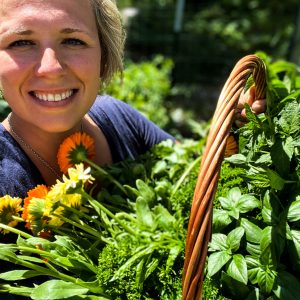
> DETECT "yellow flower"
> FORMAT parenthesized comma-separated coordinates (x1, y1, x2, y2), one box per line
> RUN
(224, 135, 238, 157)
(0, 195, 22, 234)
(57, 132, 96, 174)
(23, 184, 62, 234)
(22, 185, 49, 228)
(47, 165, 94, 203)
(22, 165, 93, 235)
(47, 206, 65, 227)
(61, 193, 82, 209)
(47, 180, 70, 201)
(26, 197, 52, 234)
(67, 163, 94, 186)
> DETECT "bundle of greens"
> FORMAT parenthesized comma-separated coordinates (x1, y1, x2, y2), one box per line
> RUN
(0, 137, 205, 299)
(207, 53, 300, 299)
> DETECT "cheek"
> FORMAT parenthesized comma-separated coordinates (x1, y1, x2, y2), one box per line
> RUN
(0, 53, 30, 83)
(67, 54, 101, 90)
(69, 54, 100, 76)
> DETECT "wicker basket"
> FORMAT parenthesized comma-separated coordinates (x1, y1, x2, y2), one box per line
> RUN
(182, 54, 267, 300)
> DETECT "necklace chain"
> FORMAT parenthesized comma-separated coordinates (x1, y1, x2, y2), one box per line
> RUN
(7, 113, 61, 179)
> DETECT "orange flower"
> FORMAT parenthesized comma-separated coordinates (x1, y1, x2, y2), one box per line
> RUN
(22, 185, 49, 229)
(224, 135, 238, 157)
(57, 132, 96, 174)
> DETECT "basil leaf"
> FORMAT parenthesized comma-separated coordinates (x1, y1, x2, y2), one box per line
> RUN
(246, 256, 261, 284)
(207, 251, 231, 277)
(246, 242, 261, 257)
(219, 196, 232, 210)
(260, 226, 272, 265)
(236, 195, 261, 214)
(212, 209, 232, 231)
(286, 229, 300, 271)
(226, 227, 245, 252)
(224, 154, 247, 165)
(241, 218, 262, 244)
(287, 197, 300, 222)
(136, 179, 156, 207)
(226, 254, 248, 285)
(209, 233, 228, 252)
(256, 268, 277, 294)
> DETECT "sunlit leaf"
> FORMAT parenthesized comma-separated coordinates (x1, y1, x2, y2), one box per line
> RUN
(31, 280, 89, 300)
(227, 254, 248, 285)
(207, 251, 231, 277)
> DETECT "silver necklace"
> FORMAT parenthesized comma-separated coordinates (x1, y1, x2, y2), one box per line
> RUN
(7, 113, 61, 179)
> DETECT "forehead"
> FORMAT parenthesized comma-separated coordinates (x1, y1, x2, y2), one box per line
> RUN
(0, 0, 96, 32)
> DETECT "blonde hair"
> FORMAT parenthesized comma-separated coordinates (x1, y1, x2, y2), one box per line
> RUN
(89, 0, 126, 83)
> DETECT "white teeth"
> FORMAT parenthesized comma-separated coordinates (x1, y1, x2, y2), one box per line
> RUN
(48, 94, 55, 101)
(34, 90, 74, 102)
(54, 94, 61, 101)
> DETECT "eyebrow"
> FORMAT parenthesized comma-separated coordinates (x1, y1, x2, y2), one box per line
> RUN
(60, 28, 86, 34)
(8, 28, 86, 35)
(11, 29, 33, 35)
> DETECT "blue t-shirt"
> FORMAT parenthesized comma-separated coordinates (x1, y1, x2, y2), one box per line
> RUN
(0, 95, 174, 198)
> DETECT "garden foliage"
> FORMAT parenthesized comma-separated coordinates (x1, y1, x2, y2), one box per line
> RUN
(208, 52, 300, 299)
(0, 138, 204, 299)
(102, 55, 173, 129)
(0, 53, 300, 299)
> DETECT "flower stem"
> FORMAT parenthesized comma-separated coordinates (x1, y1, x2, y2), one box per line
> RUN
(84, 158, 127, 195)
(12, 216, 25, 222)
(171, 156, 201, 197)
(18, 245, 97, 275)
(83, 191, 137, 237)
(52, 213, 105, 241)
(60, 203, 103, 230)
(0, 223, 32, 239)
(53, 227, 96, 240)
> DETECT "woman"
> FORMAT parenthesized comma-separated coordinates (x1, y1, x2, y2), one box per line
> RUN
(0, 0, 264, 198)
(0, 0, 176, 199)
(0, 1, 178, 299)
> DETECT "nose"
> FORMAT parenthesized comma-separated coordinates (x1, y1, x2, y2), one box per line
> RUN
(35, 48, 65, 77)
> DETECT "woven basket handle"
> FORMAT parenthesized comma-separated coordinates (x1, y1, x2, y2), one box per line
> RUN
(182, 54, 266, 300)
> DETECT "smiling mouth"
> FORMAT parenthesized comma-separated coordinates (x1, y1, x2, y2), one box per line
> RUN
(30, 89, 78, 102)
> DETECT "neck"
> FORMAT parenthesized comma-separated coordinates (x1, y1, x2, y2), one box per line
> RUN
(5, 113, 83, 184)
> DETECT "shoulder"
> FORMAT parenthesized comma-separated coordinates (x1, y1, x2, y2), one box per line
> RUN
(89, 95, 174, 161)
(90, 95, 140, 118)
(0, 125, 41, 197)
(89, 95, 146, 134)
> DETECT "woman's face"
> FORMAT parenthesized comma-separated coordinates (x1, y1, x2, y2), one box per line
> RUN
(0, 0, 101, 133)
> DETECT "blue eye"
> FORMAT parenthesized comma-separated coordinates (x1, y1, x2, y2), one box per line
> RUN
(63, 38, 86, 46)
(9, 40, 34, 48)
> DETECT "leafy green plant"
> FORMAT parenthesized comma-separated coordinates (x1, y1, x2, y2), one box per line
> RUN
(213, 187, 260, 232)
(185, 1, 296, 59)
(102, 55, 173, 128)
(206, 53, 300, 299)
(0, 137, 204, 299)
